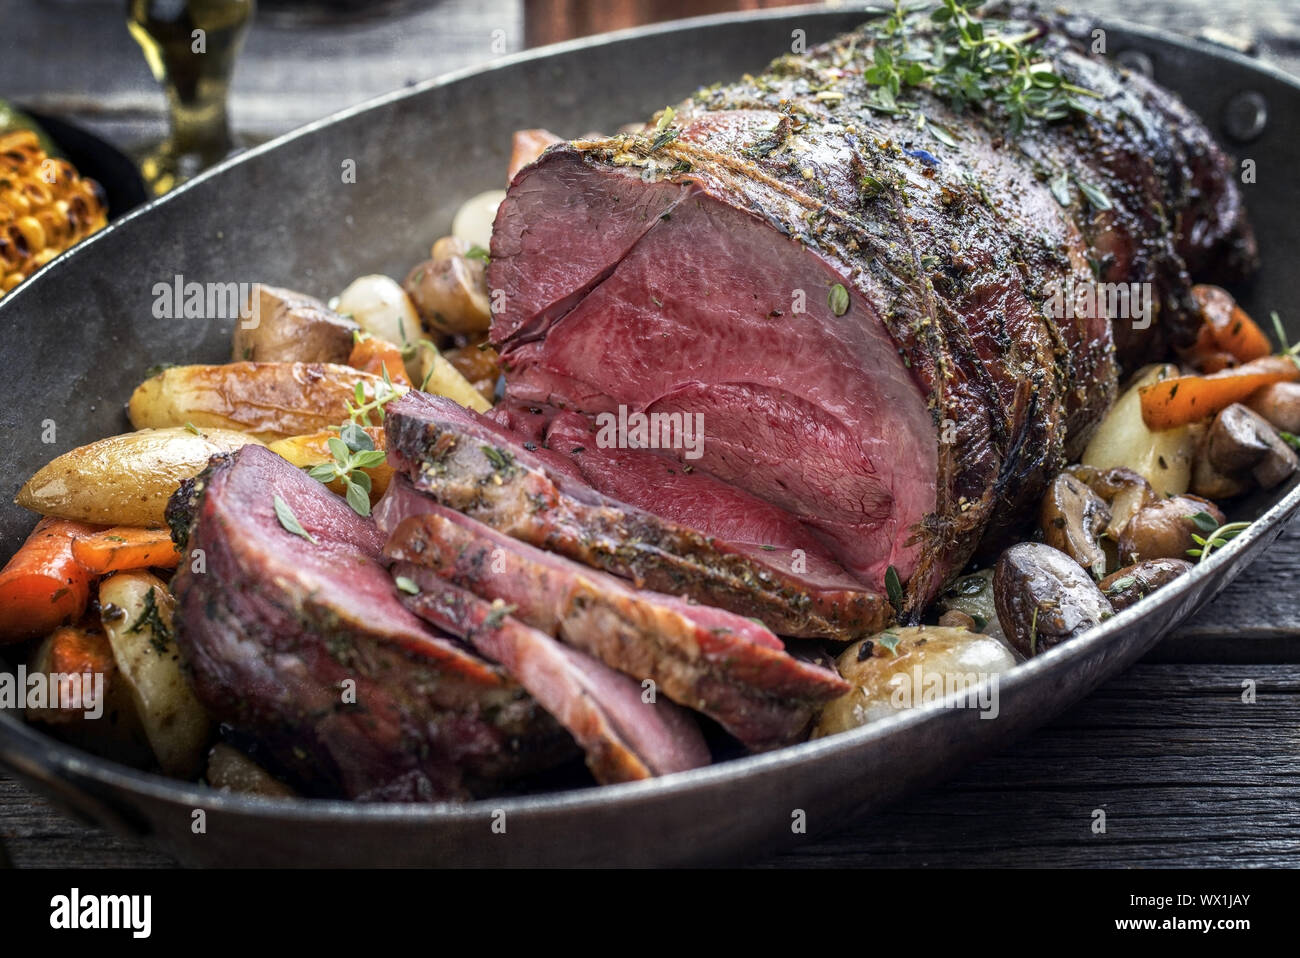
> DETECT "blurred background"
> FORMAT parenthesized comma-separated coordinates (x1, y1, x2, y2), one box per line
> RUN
(1, 1, 1297, 188)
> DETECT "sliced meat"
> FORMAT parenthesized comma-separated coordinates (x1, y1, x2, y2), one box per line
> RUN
(391, 562, 711, 782)
(166, 444, 573, 801)
(384, 392, 890, 640)
(375, 475, 851, 751)
(487, 15, 1255, 613)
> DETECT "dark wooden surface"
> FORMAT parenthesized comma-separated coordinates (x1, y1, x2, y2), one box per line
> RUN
(1, 0, 1299, 868)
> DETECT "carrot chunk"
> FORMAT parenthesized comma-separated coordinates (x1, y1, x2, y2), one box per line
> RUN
(71, 526, 181, 574)
(0, 517, 99, 643)
(1139, 356, 1300, 430)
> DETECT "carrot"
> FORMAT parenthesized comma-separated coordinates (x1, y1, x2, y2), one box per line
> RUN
(1192, 284, 1274, 363)
(348, 337, 411, 386)
(71, 526, 180, 573)
(0, 517, 99, 643)
(42, 624, 116, 677)
(26, 624, 116, 724)
(1139, 355, 1300, 430)
(1192, 351, 1238, 375)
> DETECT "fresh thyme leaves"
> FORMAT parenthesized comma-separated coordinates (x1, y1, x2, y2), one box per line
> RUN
(885, 564, 904, 613)
(1075, 178, 1113, 211)
(274, 494, 318, 543)
(1187, 510, 1221, 534)
(184, 421, 202, 436)
(648, 105, 680, 152)
(307, 422, 387, 518)
(481, 444, 515, 474)
(877, 630, 902, 656)
(394, 576, 420, 595)
(465, 244, 491, 264)
(829, 283, 851, 317)
(862, 0, 1100, 135)
(345, 365, 404, 426)
(1269, 311, 1300, 372)
(1104, 575, 1137, 595)
(128, 588, 173, 652)
(1187, 521, 1251, 563)
(1280, 430, 1300, 451)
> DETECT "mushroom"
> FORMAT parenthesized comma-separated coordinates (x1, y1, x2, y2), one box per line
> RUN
(1068, 464, 1153, 543)
(1097, 558, 1192, 612)
(1206, 403, 1298, 490)
(994, 542, 1113, 657)
(403, 235, 492, 336)
(1039, 472, 1111, 577)
(1116, 495, 1225, 565)
(1190, 420, 1252, 499)
(1247, 381, 1300, 434)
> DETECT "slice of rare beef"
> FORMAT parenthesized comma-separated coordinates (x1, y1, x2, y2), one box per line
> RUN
(166, 444, 573, 801)
(391, 562, 711, 783)
(376, 474, 851, 751)
(385, 391, 889, 640)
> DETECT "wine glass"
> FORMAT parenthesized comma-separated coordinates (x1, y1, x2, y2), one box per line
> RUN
(126, 0, 256, 195)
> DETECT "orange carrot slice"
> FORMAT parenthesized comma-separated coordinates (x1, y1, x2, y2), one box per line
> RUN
(71, 526, 180, 574)
(0, 517, 99, 643)
(1192, 284, 1274, 363)
(1139, 355, 1300, 430)
(348, 337, 411, 386)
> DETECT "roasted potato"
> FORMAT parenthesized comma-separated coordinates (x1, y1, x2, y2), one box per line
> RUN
(267, 427, 393, 502)
(409, 340, 493, 412)
(128, 362, 400, 441)
(99, 572, 212, 777)
(232, 284, 359, 364)
(1082, 364, 1195, 497)
(405, 236, 493, 336)
(16, 426, 260, 527)
(814, 626, 1015, 736)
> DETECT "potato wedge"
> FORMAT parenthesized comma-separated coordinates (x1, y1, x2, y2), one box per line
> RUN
(232, 284, 358, 364)
(16, 426, 260, 527)
(334, 274, 420, 348)
(1082, 364, 1195, 497)
(267, 427, 392, 502)
(411, 341, 493, 412)
(206, 743, 296, 798)
(99, 572, 212, 778)
(814, 626, 1015, 736)
(128, 362, 402, 441)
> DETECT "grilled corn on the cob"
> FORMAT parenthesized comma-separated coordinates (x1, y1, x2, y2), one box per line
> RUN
(0, 129, 107, 298)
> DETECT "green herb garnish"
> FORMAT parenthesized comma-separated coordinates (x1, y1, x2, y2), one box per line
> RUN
(466, 245, 491, 264)
(1187, 521, 1250, 563)
(885, 564, 904, 614)
(829, 283, 850, 317)
(307, 422, 387, 518)
(394, 576, 420, 595)
(273, 494, 317, 543)
(127, 588, 173, 652)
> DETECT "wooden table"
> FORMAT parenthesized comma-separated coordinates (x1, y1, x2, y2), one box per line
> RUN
(1, 0, 1298, 868)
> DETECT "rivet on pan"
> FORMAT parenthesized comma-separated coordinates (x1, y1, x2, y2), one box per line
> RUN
(1115, 49, 1154, 78)
(1223, 91, 1268, 143)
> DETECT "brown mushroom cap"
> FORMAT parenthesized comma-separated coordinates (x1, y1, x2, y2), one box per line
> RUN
(1098, 558, 1193, 612)
(1040, 472, 1111, 577)
(994, 542, 1113, 657)
(1116, 495, 1225, 565)
(1247, 381, 1300, 434)
(1205, 403, 1298, 491)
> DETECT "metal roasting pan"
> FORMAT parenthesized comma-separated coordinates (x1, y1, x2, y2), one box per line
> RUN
(1, 6, 1297, 867)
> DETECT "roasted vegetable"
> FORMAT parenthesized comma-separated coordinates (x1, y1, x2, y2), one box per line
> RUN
(451, 189, 506, 250)
(1098, 559, 1192, 612)
(334, 274, 420, 348)
(1206, 403, 1298, 488)
(814, 626, 1015, 736)
(0, 129, 107, 297)
(1117, 496, 1225, 565)
(409, 340, 493, 412)
(1039, 472, 1110, 578)
(1247, 381, 1300, 434)
(1190, 284, 1273, 363)
(347, 336, 411, 386)
(443, 339, 500, 403)
(404, 236, 492, 336)
(1138, 356, 1300, 431)
(16, 426, 259, 527)
(0, 517, 97, 643)
(71, 526, 181, 573)
(206, 743, 296, 798)
(267, 426, 392, 502)
(1082, 364, 1195, 496)
(99, 572, 212, 777)
(128, 362, 401, 440)
(994, 542, 1113, 657)
(232, 284, 358, 364)
(508, 128, 562, 182)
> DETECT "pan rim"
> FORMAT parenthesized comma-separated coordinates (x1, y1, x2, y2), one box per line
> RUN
(2, 5, 1298, 831)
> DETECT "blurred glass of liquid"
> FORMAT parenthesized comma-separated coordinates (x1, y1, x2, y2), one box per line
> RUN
(126, 0, 255, 195)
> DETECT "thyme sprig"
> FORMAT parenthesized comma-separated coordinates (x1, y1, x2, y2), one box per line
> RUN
(1187, 518, 1251, 563)
(308, 421, 388, 517)
(345, 364, 403, 426)
(862, 0, 1100, 136)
